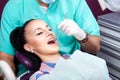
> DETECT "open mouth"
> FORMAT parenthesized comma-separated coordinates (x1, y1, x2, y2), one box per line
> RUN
(48, 38, 57, 45)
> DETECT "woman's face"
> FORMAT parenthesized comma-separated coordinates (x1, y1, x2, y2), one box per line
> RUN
(24, 20, 59, 56)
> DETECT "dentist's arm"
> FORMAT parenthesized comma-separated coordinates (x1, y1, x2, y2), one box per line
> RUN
(58, 19, 100, 54)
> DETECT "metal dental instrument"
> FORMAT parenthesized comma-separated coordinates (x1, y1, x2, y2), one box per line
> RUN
(58, 12, 68, 36)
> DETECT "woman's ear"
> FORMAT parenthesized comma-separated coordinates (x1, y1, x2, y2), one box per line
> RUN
(24, 44, 34, 53)
(24, 44, 30, 52)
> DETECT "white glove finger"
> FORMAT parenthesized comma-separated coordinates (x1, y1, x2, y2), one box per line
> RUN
(67, 31, 75, 36)
(64, 27, 73, 36)
(61, 22, 71, 32)
(58, 19, 68, 29)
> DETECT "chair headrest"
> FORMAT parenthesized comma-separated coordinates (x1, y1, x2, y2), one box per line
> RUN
(16, 51, 35, 70)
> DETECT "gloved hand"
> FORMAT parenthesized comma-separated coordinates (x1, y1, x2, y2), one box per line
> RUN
(58, 19, 86, 41)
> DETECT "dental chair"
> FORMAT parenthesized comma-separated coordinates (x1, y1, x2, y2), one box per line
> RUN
(0, 60, 16, 80)
(0, 51, 36, 80)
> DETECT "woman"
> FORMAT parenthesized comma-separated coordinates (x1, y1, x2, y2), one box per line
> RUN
(10, 19, 110, 80)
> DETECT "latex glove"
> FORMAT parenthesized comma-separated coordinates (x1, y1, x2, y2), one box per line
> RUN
(58, 19, 86, 41)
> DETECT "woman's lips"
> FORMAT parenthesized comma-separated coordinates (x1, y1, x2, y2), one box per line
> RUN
(48, 37, 57, 45)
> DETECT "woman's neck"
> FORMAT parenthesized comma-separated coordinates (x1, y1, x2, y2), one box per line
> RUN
(39, 53, 61, 63)
(37, 0, 49, 7)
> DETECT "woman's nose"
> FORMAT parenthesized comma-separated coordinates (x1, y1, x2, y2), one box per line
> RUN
(46, 30, 54, 36)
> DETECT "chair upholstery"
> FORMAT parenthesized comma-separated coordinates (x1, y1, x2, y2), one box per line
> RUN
(16, 51, 36, 80)
(86, 0, 111, 19)
(16, 51, 35, 70)
(0, 0, 8, 19)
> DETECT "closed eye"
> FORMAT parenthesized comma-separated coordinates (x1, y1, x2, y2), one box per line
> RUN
(37, 32, 43, 35)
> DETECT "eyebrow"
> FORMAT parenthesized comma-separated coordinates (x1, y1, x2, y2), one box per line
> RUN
(33, 25, 49, 33)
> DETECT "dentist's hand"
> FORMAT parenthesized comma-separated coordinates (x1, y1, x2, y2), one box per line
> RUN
(58, 19, 86, 41)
